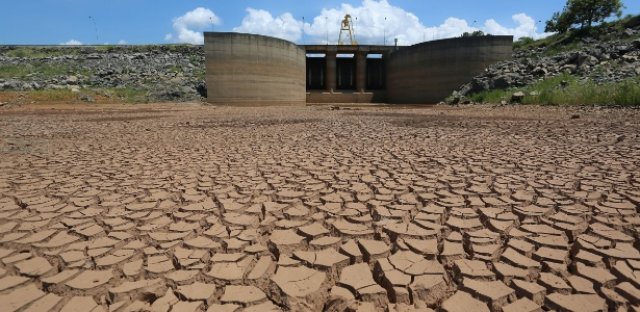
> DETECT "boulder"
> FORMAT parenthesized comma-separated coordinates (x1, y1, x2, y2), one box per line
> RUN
(533, 67, 548, 77)
(79, 93, 95, 103)
(492, 75, 514, 89)
(66, 76, 79, 85)
(623, 28, 636, 37)
(510, 92, 525, 104)
(561, 64, 577, 74)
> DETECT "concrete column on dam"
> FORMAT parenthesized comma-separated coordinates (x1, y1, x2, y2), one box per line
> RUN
(386, 35, 513, 104)
(325, 51, 337, 93)
(204, 32, 306, 106)
(356, 51, 367, 92)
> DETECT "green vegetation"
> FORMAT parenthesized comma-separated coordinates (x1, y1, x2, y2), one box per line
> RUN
(0, 63, 87, 79)
(546, 0, 623, 33)
(1, 44, 201, 59)
(470, 74, 640, 106)
(468, 89, 513, 104)
(105, 88, 149, 104)
(168, 44, 194, 51)
(27, 89, 79, 102)
(1, 87, 151, 104)
(0, 65, 31, 78)
(514, 13, 639, 55)
(461, 30, 486, 37)
(168, 65, 184, 74)
(3, 47, 76, 58)
(188, 55, 201, 66)
(194, 67, 205, 80)
(94, 45, 118, 52)
(513, 37, 535, 50)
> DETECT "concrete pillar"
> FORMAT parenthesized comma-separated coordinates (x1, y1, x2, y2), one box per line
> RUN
(383, 52, 390, 91)
(356, 52, 367, 92)
(325, 51, 336, 92)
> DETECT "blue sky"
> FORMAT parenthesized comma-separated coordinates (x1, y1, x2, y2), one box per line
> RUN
(2, 0, 639, 45)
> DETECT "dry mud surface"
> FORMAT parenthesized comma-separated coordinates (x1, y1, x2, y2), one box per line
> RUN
(0, 103, 639, 312)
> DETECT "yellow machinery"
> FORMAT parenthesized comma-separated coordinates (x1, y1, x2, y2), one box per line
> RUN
(338, 14, 357, 45)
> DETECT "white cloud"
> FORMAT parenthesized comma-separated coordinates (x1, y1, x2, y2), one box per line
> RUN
(422, 18, 476, 42)
(305, 0, 432, 45)
(62, 39, 83, 46)
(233, 8, 303, 42)
(234, 0, 549, 45)
(484, 13, 551, 39)
(117, 40, 127, 45)
(167, 7, 221, 44)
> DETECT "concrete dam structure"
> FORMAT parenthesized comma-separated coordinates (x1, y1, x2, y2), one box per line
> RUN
(204, 32, 512, 105)
(204, 33, 306, 106)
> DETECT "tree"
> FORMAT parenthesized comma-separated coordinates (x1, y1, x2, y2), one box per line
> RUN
(545, 0, 624, 33)
(461, 30, 486, 37)
(545, 11, 573, 33)
(514, 36, 535, 49)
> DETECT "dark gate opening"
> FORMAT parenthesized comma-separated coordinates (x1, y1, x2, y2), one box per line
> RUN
(306, 55, 325, 90)
(336, 55, 355, 90)
(366, 55, 385, 90)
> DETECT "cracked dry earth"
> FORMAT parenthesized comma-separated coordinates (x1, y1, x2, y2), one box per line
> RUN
(0, 103, 639, 312)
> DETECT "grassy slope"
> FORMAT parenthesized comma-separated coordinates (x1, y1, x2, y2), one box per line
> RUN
(470, 74, 640, 106)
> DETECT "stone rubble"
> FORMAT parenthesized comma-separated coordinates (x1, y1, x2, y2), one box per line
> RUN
(449, 23, 640, 103)
(0, 45, 206, 102)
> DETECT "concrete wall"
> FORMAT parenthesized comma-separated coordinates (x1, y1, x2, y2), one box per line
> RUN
(204, 32, 306, 105)
(306, 91, 386, 103)
(387, 36, 513, 104)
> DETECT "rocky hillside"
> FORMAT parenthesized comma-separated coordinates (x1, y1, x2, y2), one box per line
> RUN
(450, 16, 640, 104)
(2, 15, 640, 105)
(0, 45, 205, 102)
